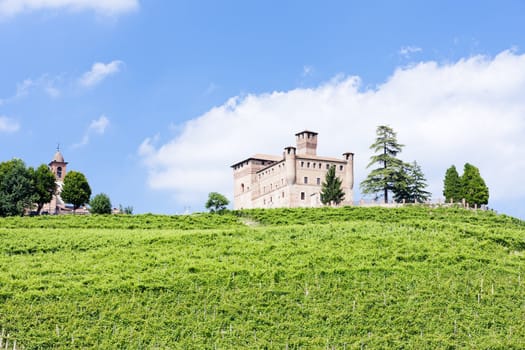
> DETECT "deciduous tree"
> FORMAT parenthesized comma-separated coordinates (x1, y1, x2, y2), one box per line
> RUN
(205, 192, 229, 213)
(61, 171, 92, 213)
(30, 164, 57, 214)
(90, 193, 112, 214)
(0, 159, 34, 216)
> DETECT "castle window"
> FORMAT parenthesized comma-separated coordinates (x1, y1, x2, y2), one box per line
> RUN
(319, 163, 322, 168)
(282, 192, 285, 198)
(340, 165, 344, 171)
(241, 183, 245, 192)
(281, 178, 284, 185)
(301, 192, 305, 200)
(307, 162, 310, 168)
(317, 178, 321, 185)
(326, 164, 329, 170)
(304, 177, 308, 184)
(57, 167, 62, 178)
(301, 161, 304, 167)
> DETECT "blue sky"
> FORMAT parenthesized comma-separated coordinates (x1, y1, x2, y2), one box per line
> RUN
(1, 1, 525, 218)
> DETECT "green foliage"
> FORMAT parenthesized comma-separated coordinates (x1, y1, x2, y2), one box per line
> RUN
(444, 164, 489, 207)
(320, 165, 345, 205)
(461, 163, 489, 207)
(60, 171, 92, 212)
(205, 192, 229, 213)
(0, 159, 35, 216)
(119, 204, 134, 214)
(393, 161, 431, 203)
(90, 193, 112, 214)
(30, 164, 57, 214)
(0, 207, 524, 348)
(443, 165, 461, 202)
(361, 125, 405, 203)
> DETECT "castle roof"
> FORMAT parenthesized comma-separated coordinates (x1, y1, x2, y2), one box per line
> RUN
(230, 154, 282, 168)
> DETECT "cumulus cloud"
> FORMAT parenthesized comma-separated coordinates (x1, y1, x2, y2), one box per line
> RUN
(138, 50, 525, 213)
(0, 116, 20, 133)
(0, 0, 139, 18)
(79, 60, 124, 87)
(73, 115, 109, 147)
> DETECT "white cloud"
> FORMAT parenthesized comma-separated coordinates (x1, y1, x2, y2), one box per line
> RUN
(138, 49, 525, 213)
(1, 75, 61, 103)
(79, 60, 124, 87)
(73, 115, 109, 147)
(0, 116, 20, 133)
(399, 46, 422, 58)
(0, 0, 138, 18)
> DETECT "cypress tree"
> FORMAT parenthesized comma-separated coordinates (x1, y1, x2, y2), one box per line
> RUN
(461, 163, 489, 207)
(443, 165, 461, 203)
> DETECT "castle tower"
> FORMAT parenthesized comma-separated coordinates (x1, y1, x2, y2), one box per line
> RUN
(283, 146, 297, 185)
(343, 152, 355, 204)
(295, 131, 318, 155)
(48, 146, 68, 182)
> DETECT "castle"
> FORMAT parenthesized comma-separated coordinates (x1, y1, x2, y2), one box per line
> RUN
(231, 131, 354, 209)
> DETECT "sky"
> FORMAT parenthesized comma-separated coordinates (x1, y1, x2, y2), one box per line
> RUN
(1, 1, 525, 219)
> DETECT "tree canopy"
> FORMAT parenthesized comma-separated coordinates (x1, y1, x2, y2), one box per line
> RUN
(205, 192, 229, 213)
(61, 171, 92, 212)
(443, 165, 461, 203)
(360, 125, 405, 203)
(0, 159, 34, 216)
(320, 165, 345, 206)
(30, 164, 57, 214)
(461, 163, 489, 207)
(393, 161, 431, 203)
(90, 193, 112, 214)
(442, 163, 489, 207)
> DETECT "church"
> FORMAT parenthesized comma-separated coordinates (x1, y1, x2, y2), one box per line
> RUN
(40, 148, 89, 214)
(231, 131, 354, 209)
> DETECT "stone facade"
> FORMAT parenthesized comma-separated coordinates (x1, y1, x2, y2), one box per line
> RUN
(231, 131, 354, 209)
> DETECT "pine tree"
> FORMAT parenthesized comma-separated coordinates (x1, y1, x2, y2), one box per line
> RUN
(320, 165, 345, 206)
(461, 163, 489, 207)
(393, 161, 431, 203)
(443, 165, 461, 203)
(407, 161, 431, 203)
(360, 125, 404, 203)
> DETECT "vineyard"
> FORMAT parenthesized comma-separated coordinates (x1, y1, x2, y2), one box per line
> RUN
(0, 207, 524, 348)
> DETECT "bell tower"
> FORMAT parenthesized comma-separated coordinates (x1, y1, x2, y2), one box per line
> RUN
(49, 145, 68, 182)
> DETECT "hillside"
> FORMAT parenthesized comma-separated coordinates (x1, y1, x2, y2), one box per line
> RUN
(0, 207, 524, 348)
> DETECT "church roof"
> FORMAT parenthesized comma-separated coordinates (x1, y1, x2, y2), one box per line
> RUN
(52, 150, 65, 163)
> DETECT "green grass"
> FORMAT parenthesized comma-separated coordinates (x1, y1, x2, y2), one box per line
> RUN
(0, 207, 524, 348)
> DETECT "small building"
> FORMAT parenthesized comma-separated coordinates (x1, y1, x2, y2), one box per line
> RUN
(231, 131, 354, 209)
